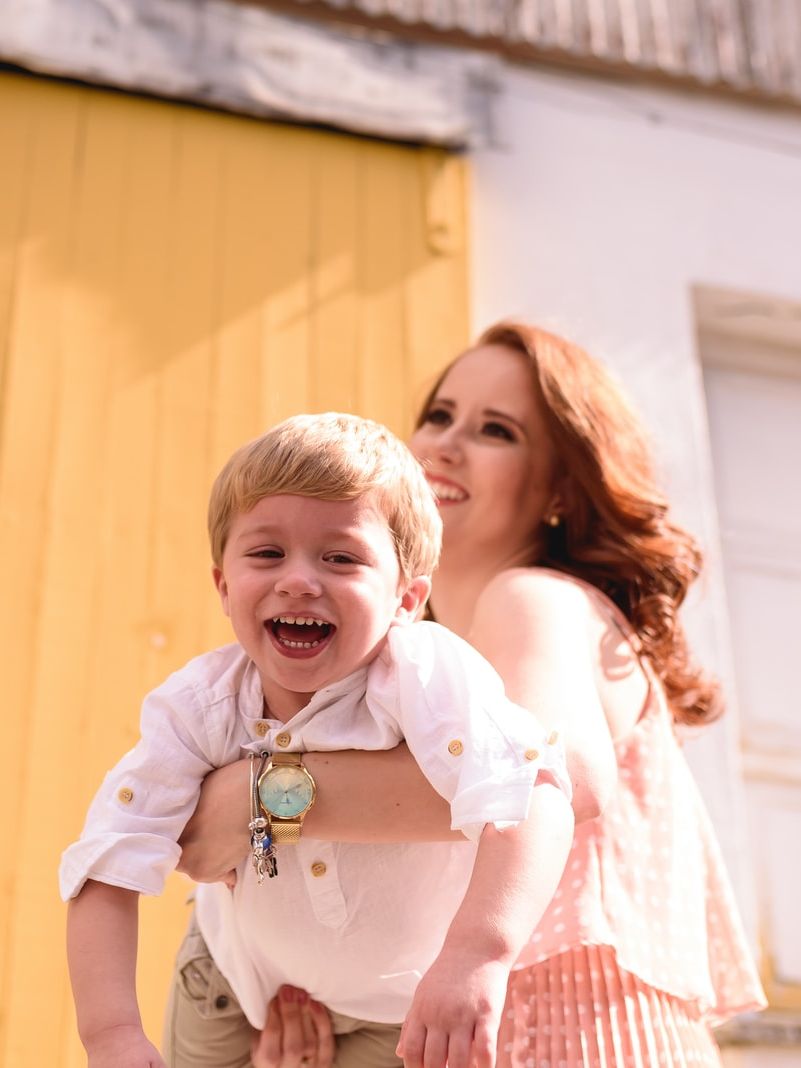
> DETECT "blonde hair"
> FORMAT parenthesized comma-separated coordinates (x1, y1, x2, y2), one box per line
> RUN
(208, 412, 442, 581)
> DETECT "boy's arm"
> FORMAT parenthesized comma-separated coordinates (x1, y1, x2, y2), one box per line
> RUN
(67, 880, 166, 1068)
(398, 782, 574, 1068)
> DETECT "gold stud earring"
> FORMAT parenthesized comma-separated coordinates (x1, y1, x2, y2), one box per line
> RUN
(546, 513, 561, 527)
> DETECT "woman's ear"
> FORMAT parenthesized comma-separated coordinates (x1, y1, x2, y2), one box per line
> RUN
(546, 474, 574, 523)
(395, 575, 432, 623)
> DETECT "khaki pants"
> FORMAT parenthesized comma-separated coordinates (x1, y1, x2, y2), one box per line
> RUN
(163, 912, 403, 1068)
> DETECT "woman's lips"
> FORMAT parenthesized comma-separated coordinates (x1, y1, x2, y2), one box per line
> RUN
(427, 475, 468, 503)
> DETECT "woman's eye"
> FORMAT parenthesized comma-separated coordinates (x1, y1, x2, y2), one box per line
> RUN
(482, 421, 515, 441)
(423, 406, 452, 427)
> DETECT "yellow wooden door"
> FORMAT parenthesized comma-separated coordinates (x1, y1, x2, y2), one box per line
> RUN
(0, 71, 468, 1066)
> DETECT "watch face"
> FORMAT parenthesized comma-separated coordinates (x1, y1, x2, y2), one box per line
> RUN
(258, 765, 315, 819)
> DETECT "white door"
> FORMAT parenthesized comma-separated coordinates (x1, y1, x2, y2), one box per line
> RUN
(698, 286, 801, 1050)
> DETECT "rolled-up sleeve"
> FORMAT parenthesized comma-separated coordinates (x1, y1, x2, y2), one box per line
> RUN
(368, 623, 571, 841)
(59, 675, 224, 900)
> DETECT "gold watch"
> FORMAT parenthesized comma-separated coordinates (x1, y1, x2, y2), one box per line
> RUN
(257, 752, 316, 843)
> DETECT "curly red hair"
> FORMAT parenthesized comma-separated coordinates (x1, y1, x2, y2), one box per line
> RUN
(418, 321, 722, 726)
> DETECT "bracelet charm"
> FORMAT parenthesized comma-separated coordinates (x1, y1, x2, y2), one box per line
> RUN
(249, 752, 277, 881)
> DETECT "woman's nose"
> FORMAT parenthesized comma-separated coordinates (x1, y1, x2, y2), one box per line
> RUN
(432, 425, 463, 464)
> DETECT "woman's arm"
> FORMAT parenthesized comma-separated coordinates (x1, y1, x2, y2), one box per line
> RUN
(177, 743, 460, 882)
(467, 568, 619, 820)
(179, 570, 613, 883)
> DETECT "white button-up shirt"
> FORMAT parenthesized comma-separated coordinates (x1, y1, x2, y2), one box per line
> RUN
(60, 621, 569, 1026)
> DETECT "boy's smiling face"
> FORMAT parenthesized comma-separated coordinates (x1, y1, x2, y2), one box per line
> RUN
(214, 494, 430, 722)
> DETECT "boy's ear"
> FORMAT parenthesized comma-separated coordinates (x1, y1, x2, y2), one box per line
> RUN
(213, 566, 231, 617)
(395, 575, 431, 623)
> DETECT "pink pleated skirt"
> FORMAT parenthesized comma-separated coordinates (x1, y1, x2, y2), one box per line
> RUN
(497, 945, 723, 1068)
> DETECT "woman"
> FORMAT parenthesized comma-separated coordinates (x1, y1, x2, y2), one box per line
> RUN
(175, 322, 765, 1067)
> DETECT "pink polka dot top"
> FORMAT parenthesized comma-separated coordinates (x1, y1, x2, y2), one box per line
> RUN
(515, 653, 767, 1026)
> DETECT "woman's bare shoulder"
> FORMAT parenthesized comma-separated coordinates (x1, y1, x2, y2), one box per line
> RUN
(477, 566, 599, 626)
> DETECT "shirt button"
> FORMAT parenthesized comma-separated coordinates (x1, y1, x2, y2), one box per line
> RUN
(524, 749, 540, 762)
(118, 787, 134, 804)
(276, 732, 291, 748)
(255, 721, 268, 737)
(310, 861, 327, 878)
(447, 739, 464, 756)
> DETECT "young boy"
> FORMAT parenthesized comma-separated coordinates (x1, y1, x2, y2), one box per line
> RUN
(61, 413, 573, 1068)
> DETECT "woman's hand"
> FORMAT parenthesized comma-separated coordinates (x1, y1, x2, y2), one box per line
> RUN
(177, 760, 251, 882)
(251, 986, 335, 1068)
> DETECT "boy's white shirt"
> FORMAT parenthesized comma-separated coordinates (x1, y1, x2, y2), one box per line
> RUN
(60, 621, 569, 1027)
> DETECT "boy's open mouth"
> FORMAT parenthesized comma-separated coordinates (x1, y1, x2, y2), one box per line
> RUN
(268, 616, 334, 650)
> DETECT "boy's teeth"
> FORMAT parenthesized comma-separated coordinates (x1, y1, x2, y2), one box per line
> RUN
(274, 616, 326, 625)
(280, 639, 321, 649)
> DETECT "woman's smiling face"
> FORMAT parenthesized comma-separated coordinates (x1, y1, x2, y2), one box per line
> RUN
(410, 344, 560, 570)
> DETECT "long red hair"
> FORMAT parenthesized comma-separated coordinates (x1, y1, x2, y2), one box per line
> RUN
(418, 321, 722, 726)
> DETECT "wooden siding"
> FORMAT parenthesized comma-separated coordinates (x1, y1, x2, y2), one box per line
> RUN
(280, 0, 801, 105)
(0, 70, 468, 1066)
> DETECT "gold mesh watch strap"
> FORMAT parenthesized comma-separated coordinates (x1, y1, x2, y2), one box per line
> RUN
(270, 820, 302, 844)
(270, 751, 302, 766)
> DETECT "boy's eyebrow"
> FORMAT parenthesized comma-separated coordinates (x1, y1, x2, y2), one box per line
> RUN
(231, 522, 371, 543)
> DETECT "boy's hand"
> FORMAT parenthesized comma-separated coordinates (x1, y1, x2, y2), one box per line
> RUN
(84, 1023, 166, 1068)
(397, 951, 510, 1068)
(252, 985, 335, 1068)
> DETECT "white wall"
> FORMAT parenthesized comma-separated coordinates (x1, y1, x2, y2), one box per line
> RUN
(470, 62, 801, 964)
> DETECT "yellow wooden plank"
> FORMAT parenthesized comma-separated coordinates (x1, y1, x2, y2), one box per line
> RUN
(0, 75, 38, 444)
(0, 79, 84, 1066)
(356, 140, 413, 438)
(308, 132, 361, 414)
(212, 113, 284, 461)
(405, 149, 470, 432)
(255, 125, 315, 430)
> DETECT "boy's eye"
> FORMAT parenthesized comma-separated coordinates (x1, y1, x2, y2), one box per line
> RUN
(482, 420, 515, 441)
(247, 548, 283, 559)
(422, 406, 451, 427)
(325, 552, 358, 565)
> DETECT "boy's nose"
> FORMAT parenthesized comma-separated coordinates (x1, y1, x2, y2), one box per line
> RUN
(275, 566, 322, 598)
